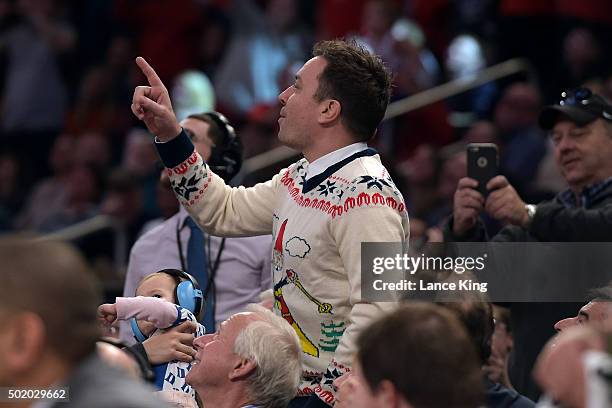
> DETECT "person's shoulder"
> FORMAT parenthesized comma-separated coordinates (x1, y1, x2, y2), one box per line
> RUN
(132, 213, 181, 251)
(486, 381, 535, 408)
(67, 355, 170, 408)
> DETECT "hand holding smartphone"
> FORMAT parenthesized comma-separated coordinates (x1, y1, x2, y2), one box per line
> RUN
(467, 143, 499, 197)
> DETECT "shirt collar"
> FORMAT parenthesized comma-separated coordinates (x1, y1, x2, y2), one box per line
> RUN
(178, 206, 191, 228)
(305, 142, 368, 181)
(557, 177, 612, 208)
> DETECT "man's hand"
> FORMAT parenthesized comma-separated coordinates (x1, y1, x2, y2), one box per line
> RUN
(485, 176, 528, 227)
(333, 372, 354, 407)
(131, 57, 182, 141)
(142, 320, 198, 364)
(97, 303, 117, 325)
(452, 177, 485, 237)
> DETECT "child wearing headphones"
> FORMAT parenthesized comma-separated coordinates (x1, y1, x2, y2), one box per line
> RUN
(98, 269, 206, 408)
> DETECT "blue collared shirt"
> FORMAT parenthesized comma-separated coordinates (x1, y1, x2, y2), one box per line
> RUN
(557, 177, 612, 209)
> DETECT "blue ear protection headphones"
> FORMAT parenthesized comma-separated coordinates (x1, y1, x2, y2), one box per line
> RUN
(131, 269, 204, 343)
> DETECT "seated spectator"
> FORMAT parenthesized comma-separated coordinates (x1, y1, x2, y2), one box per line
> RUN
(96, 341, 142, 380)
(16, 133, 75, 230)
(38, 164, 102, 232)
(534, 325, 612, 408)
(554, 284, 612, 332)
(98, 269, 206, 407)
(485, 306, 515, 390)
(186, 304, 302, 408)
(0, 236, 168, 407)
(492, 82, 547, 199)
(444, 87, 612, 400)
(336, 302, 484, 408)
(438, 298, 535, 407)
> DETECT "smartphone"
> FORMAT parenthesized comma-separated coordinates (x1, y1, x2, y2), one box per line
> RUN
(467, 143, 498, 197)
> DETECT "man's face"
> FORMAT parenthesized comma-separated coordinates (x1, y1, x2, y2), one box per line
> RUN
(187, 312, 259, 391)
(277, 56, 327, 152)
(551, 118, 612, 192)
(554, 300, 612, 332)
(181, 118, 214, 162)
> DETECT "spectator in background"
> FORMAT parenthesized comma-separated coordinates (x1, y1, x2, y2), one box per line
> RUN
(96, 341, 142, 381)
(0, 236, 169, 408)
(194, 6, 232, 79)
(438, 297, 535, 407)
(463, 120, 499, 145)
(114, 0, 202, 84)
(396, 143, 441, 223)
(100, 168, 150, 248)
(38, 163, 102, 232)
(75, 131, 112, 172)
(445, 87, 612, 400)
(16, 134, 75, 231)
(337, 303, 483, 408)
(65, 35, 135, 138)
(0, 0, 75, 182)
(446, 34, 498, 122)
(0, 152, 25, 230)
(121, 128, 161, 219)
(492, 82, 547, 199)
(65, 66, 115, 135)
(561, 27, 605, 90)
(214, 0, 309, 115)
(186, 305, 302, 408)
(484, 306, 515, 391)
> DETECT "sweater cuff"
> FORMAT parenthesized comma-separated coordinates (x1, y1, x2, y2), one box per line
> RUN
(155, 128, 195, 168)
(303, 395, 332, 408)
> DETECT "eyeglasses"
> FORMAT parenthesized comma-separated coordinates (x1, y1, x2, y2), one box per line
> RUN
(559, 88, 592, 107)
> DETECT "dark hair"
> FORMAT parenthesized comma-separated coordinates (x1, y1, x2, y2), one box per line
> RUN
(589, 281, 612, 301)
(437, 300, 494, 364)
(187, 112, 224, 146)
(0, 236, 100, 365)
(312, 39, 392, 142)
(357, 303, 484, 408)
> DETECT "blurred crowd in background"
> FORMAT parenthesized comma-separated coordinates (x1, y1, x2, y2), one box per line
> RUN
(0, 0, 611, 283)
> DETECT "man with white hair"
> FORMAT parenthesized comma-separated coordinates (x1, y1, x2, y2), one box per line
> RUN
(187, 304, 302, 408)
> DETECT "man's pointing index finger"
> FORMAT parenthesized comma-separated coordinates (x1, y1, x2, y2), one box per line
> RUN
(136, 56, 164, 87)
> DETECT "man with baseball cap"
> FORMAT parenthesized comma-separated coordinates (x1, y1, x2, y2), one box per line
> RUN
(445, 87, 612, 399)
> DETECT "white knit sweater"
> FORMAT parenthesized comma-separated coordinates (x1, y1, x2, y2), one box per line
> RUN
(157, 132, 409, 405)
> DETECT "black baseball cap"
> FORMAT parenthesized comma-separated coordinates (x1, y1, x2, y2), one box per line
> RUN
(538, 87, 612, 130)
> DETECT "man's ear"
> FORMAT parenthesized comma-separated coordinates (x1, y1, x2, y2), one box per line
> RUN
(6, 313, 46, 374)
(376, 379, 409, 408)
(228, 357, 257, 381)
(318, 99, 341, 125)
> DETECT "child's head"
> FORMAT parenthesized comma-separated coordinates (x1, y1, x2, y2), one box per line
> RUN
(136, 271, 181, 304)
(134, 270, 186, 337)
(134, 269, 203, 336)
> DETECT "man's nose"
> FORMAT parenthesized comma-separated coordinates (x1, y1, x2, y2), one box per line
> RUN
(193, 333, 215, 348)
(553, 317, 576, 332)
(557, 134, 576, 153)
(278, 86, 292, 105)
